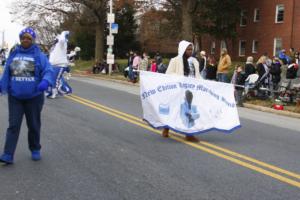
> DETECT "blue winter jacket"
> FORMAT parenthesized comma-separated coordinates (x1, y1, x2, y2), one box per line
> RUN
(0, 44, 53, 99)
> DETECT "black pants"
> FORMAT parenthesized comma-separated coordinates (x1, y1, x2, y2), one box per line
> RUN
(4, 94, 44, 156)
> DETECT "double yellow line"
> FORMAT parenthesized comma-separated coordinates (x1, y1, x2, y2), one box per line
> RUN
(66, 94, 300, 189)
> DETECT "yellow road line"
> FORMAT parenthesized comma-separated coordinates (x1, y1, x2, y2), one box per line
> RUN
(200, 141, 300, 180)
(65, 95, 300, 188)
(71, 94, 142, 122)
(171, 136, 300, 188)
(69, 94, 300, 181)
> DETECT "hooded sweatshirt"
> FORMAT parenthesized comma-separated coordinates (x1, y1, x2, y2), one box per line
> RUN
(49, 31, 69, 67)
(0, 44, 53, 99)
(166, 40, 201, 79)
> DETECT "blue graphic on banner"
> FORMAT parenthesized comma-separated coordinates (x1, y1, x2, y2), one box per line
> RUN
(159, 104, 170, 115)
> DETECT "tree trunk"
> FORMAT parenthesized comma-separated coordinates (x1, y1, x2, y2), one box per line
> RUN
(197, 34, 202, 52)
(181, 0, 193, 41)
(95, 22, 104, 62)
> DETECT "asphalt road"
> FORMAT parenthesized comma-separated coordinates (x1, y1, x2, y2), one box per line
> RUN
(0, 76, 299, 200)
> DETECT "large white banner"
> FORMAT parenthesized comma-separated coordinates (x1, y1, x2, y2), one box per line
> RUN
(140, 71, 241, 135)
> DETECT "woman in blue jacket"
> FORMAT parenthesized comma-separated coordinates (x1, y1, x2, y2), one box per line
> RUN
(0, 28, 53, 164)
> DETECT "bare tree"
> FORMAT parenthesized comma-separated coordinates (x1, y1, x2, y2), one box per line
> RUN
(10, 0, 109, 61)
(163, 0, 199, 41)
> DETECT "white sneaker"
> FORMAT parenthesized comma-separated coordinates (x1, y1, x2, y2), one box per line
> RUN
(49, 89, 58, 99)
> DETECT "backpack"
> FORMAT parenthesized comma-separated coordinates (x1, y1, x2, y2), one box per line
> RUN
(286, 64, 299, 79)
(269, 63, 281, 75)
(157, 63, 167, 73)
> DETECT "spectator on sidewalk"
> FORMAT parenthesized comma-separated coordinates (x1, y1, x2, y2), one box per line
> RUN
(0, 27, 54, 164)
(244, 56, 256, 79)
(130, 52, 141, 83)
(269, 57, 282, 90)
(139, 52, 149, 71)
(150, 59, 157, 72)
(217, 48, 231, 83)
(231, 65, 246, 106)
(155, 52, 162, 67)
(127, 51, 134, 67)
(288, 48, 296, 63)
(155, 52, 167, 73)
(127, 51, 135, 82)
(92, 60, 101, 74)
(295, 51, 299, 65)
(279, 49, 291, 65)
(286, 63, 299, 80)
(205, 55, 217, 80)
(199, 50, 207, 79)
(256, 55, 269, 88)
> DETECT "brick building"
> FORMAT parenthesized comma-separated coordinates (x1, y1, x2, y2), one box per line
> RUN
(200, 0, 300, 61)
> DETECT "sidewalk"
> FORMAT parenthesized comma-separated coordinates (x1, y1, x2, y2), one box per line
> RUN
(72, 70, 300, 119)
(72, 70, 140, 87)
(4, 68, 299, 120)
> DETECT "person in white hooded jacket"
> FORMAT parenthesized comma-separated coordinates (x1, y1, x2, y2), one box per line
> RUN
(162, 40, 201, 142)
(48, 31, 71, 98)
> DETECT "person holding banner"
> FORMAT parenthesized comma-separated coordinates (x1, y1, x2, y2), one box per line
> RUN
(161, 40, 201, 142)
(0, 28, 53, 164)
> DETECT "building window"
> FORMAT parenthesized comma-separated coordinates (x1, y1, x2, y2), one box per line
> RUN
(211, 41, 216, 54)
(254, 8, 260, 22)
(275, 4, 284, 23)
(240, 10, 247, 26)
(220, 40, 227, 50)
(273, 38, 282, 56)
(252, 40, 258, 53)
(239, 40, 246, 56)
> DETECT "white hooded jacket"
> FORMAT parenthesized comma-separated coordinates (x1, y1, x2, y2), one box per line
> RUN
(166, 40, 201, 79)
(49, 31, 70, 67)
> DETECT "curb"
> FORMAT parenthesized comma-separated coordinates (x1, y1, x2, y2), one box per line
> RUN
(72, 71, 300, 120)
(72, 71, 140, 87)
(243, 103, 300, 119)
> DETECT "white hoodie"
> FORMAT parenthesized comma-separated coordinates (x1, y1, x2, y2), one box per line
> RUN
(49, 31, 70, 67)
(166, 40, 201, 79)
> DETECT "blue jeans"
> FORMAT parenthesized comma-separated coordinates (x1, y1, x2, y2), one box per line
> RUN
(4, 94, 44, 156)
(217, 73, 229, 83)
(128, 65, 134, 80)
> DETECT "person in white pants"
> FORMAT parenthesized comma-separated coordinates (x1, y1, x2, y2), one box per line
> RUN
(48, 31, 70, 99)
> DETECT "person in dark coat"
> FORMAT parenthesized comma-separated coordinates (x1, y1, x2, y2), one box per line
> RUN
(269, 57, 282, 90)
(205, 55, 217, 80)
(234, 65, 246, 106)
(244, 56, 256, 78)
(256, 56, 269, 87)
(286, 63, 299, 79)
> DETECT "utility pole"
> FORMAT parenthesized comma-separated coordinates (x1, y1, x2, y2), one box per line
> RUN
(107, 0, 115, 75)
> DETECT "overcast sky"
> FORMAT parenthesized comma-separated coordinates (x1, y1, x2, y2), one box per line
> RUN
(0, 1, 24, 49)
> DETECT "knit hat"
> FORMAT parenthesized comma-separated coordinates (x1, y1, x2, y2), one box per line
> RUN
(19, 27, 36, 40)
(200, 51, 206, 56)
(246, 56, 254, 64)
